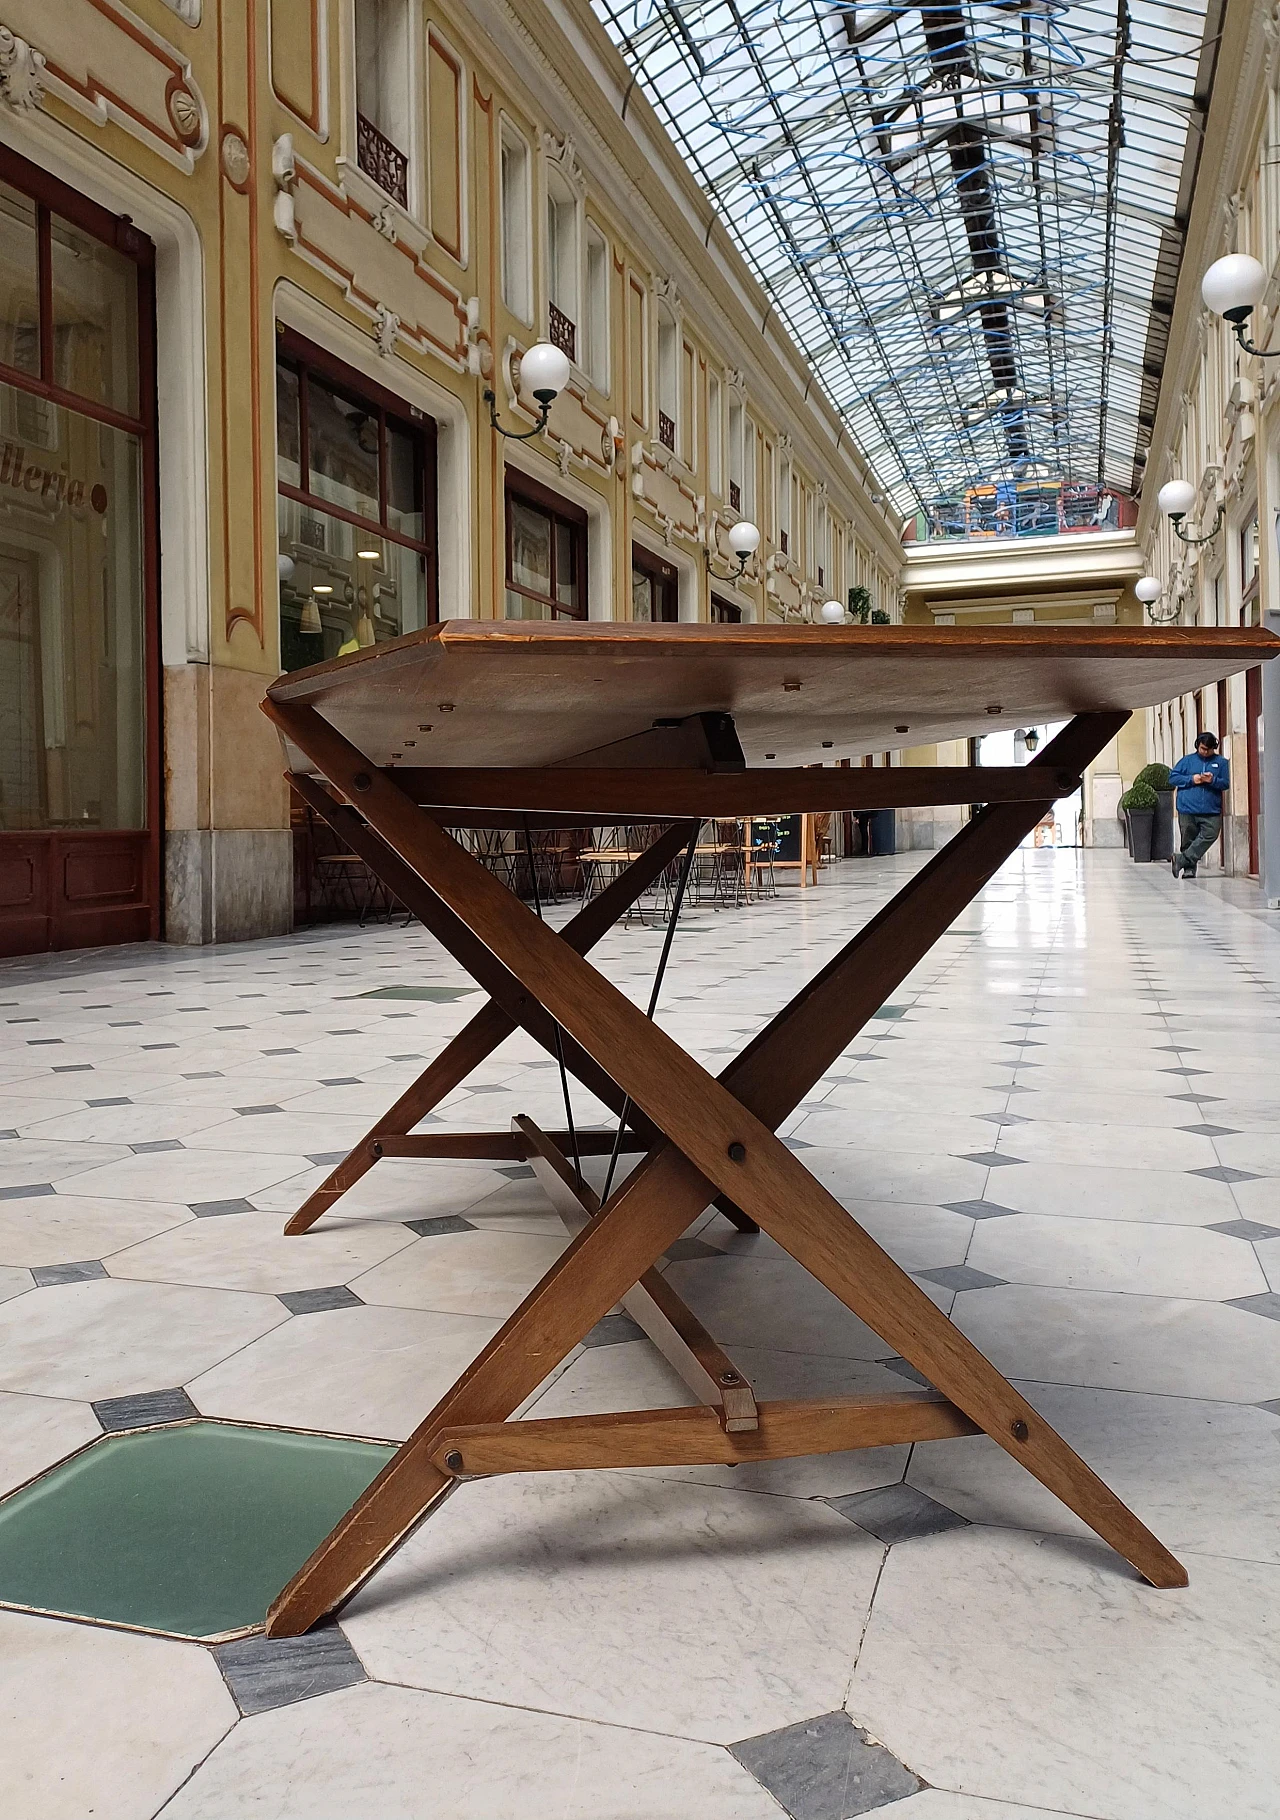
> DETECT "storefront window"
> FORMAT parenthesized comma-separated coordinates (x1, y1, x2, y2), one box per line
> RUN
(49, 213, 139, 419)
(275, 332, 437, 673)
(0, 385, 145, 829)
(504, 482, 586, 619)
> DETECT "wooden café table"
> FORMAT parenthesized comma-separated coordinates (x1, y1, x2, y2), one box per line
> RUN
(260, 619, 1277, 1635)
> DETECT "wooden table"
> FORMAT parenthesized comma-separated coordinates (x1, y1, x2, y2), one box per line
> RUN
(260, 619, 1278, 1636)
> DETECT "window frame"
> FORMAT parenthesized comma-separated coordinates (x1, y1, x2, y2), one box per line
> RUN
(275, 324, 439, 621)
(504, 471, 588, 621)
(499, 117, 533, 324)
(631, 541, 678, 622)
(545, 167, 581, 364)
(583, 218, 610, 391)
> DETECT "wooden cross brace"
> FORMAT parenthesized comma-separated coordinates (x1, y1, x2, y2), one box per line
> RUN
(262, 698, 1187, 1637)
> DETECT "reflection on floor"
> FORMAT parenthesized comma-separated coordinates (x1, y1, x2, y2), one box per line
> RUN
(0, 850, 1278, 1819)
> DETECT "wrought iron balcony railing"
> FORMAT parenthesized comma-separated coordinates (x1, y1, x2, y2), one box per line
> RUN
(356, 112, 409, 209)
(658, 410, 676, 451)
(548, 301, 577, 365)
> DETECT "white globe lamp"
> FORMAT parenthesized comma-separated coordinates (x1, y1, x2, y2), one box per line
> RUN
(1157, 479, 1197, 521)
(1134, 576, 1162, 604)
(818, 598, 845, 624)
(1202, 254, 1266, 324)
(726, 519, 761, 558)
(520, 341, 571, 404)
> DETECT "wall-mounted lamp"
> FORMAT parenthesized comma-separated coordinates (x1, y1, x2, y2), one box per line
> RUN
(706, 519, 760, 581)
(1202, 254, 1278, 358)
(1158, 478, 1223, 546)
(818, 598, 846, 624)
(483, 342, 570, 441)
(1021, 727, 1040, 754)
(1134, 575, 1162, 605)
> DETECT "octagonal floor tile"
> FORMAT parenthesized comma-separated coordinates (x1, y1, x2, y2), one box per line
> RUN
(107, 1207, 416, 1293)
(0, 1278, 289, 1401)
(342, 1467, 882, 1745)
(161, 1681, 782, 1820)
(850, 1526, 1280, 1820)
(0, 1192, 192, 1269)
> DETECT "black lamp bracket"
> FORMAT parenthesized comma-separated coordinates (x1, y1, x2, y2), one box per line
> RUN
(1169, 502, 1224, 546)
(704, 549, 749, 581)
(484, 388, 553, 442)
(1231, 317, 1280, 360)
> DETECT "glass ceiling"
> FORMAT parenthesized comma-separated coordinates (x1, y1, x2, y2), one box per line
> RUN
(589, 0, 1218, 518)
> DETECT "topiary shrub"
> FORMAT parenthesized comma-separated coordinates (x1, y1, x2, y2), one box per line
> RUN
(1134, 762, 1171, 792)
(1120, 780, 1158, 812)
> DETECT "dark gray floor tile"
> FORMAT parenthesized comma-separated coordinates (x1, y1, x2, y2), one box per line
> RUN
(1226, 1293, 1280, 1323)
(320, 1076, 362, 1086)
(1180, 1124, 1240, 1138)
(942, 1199, 1019, 1220)
(958, 1151, 1023, 1167)
(465, 1083, 509, 1094)
(87, 1097, 132, 1107)
(403, 1215, 476, 1236)
(212, 1622, 366, 1716)
(1167, 1091, 1224, 1103)
(182, 1071, 223, 1080)
(1189, 1165, 1262, 1183)
(976, 1112, 1031, 1127)
(1256, 1398, 1280, 1417)
(31, 1260, 109, 1286)
(581, 1312, 647, 1347)
(189, 1198, 255, 1217)
(1162, 1066, 1209, 1077)
(731, 1710, 921, 1818)
(664, 1236, 726, 1261)
(306, 1152, 349, 1167)
(129, 1139, 185, 1155)
(496, 1164, 536, 1179)
(826, 1482, 968, 1544)
(92, 1386, 198, 1432)
(235, 1105, 283, 1115)
(0, 1183, 55, 1201)
(1208, 1219, 1280, 1241)
(917, 1264, 1007, 1292)
(277, 1286, 364, 1315)
(784, 1137, 815, 1151)
(882, 1356, 931, 1387)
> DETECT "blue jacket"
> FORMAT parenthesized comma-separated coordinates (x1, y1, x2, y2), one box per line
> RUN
(1169, 751, 1230, 817)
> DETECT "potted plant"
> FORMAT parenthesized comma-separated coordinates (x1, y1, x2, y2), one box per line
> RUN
(1120, 779, 1158, 862)
(1133, 762, 1174, 861)
(847, 586, 872, 624)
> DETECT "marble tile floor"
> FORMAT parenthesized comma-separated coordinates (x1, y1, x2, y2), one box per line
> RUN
(1, 849, 1279, 1819)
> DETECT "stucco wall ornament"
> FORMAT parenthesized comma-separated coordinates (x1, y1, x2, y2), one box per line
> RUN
(374, 304, 400, 359)
(272, 134, 297, 243)
(220, 128, 251, 190)
(166, 76, 202, 147)
(373, 203, 398, 243)
(542, 130, 584, 195)
(0, 28, 46, 113)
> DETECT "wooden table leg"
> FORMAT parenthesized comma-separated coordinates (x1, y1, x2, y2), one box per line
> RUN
(265, 706, 1183, 1635)
(283, 781, 690, 1235)
(516, 1115, 758, 1431)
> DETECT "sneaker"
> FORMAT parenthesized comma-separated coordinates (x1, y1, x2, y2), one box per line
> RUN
(1171, 854, 1183, 876)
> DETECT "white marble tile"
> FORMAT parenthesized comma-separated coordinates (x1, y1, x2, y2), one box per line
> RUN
(161, 1681, 781, 1820)
(0, 1137, 131, 1189)
(907, 1381, 1280, 1564)
(18, 1103, 231, 1144)
(664, 1252, 895, 1360)
(993, 1118, 1219, 1173)
(63, 1146, 314, 1205)
(183, 1111, 380, 1157)
(107, 1207, 416, 1293)
(343, 1468, 884, 1743)
(802, 1144, 990, 1208)
(188, 1303, 499, 1437)
(850, 1528, 1280, 1820)
(0, 1192, 192, 1268)
(966, 1212, 1267, 1300)
(0, 1388, 100, 1493)
(977, 1160, 1238, 1226)
(0, 1265, 32, 1303)
(0, 1610, 235, 1820)
(353, 1227, 570, 1317)
(0, 1278, 289, 1400)
(953, 1283, 1280, 1401)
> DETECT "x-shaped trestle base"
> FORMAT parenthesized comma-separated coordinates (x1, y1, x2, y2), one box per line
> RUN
(263, 699, 1187, 1637)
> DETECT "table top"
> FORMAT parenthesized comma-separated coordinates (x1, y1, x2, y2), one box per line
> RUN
(266, 620, 1279, 769)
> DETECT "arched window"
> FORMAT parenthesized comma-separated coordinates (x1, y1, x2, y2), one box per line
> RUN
(499, 121, 532, 322)
(355, 0, 412, 209)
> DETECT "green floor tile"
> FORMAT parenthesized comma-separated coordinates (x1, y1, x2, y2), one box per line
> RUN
(0, 1422, 394, 1640)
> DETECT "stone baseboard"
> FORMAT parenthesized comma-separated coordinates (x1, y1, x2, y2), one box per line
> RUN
(165, 829, 292, 945)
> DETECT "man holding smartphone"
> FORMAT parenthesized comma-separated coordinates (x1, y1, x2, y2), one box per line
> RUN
(1169, 732, 1230, 878)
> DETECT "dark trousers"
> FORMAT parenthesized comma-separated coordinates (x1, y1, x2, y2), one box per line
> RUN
(1177, 812, 1221, 871)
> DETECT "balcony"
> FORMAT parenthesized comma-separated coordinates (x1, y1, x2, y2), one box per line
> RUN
(729, 480, 741, 512)
(658, 410, 676, 452)
(356, 113, 408, 209)
(548, 301, 577, 365)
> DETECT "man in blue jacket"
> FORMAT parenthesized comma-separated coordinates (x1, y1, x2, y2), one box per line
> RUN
(1169, 732, 1230, 877)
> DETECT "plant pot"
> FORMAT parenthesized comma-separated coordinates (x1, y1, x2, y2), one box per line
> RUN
(1152, 788, 1175, 862)
(1126, 809, 1154, 862)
